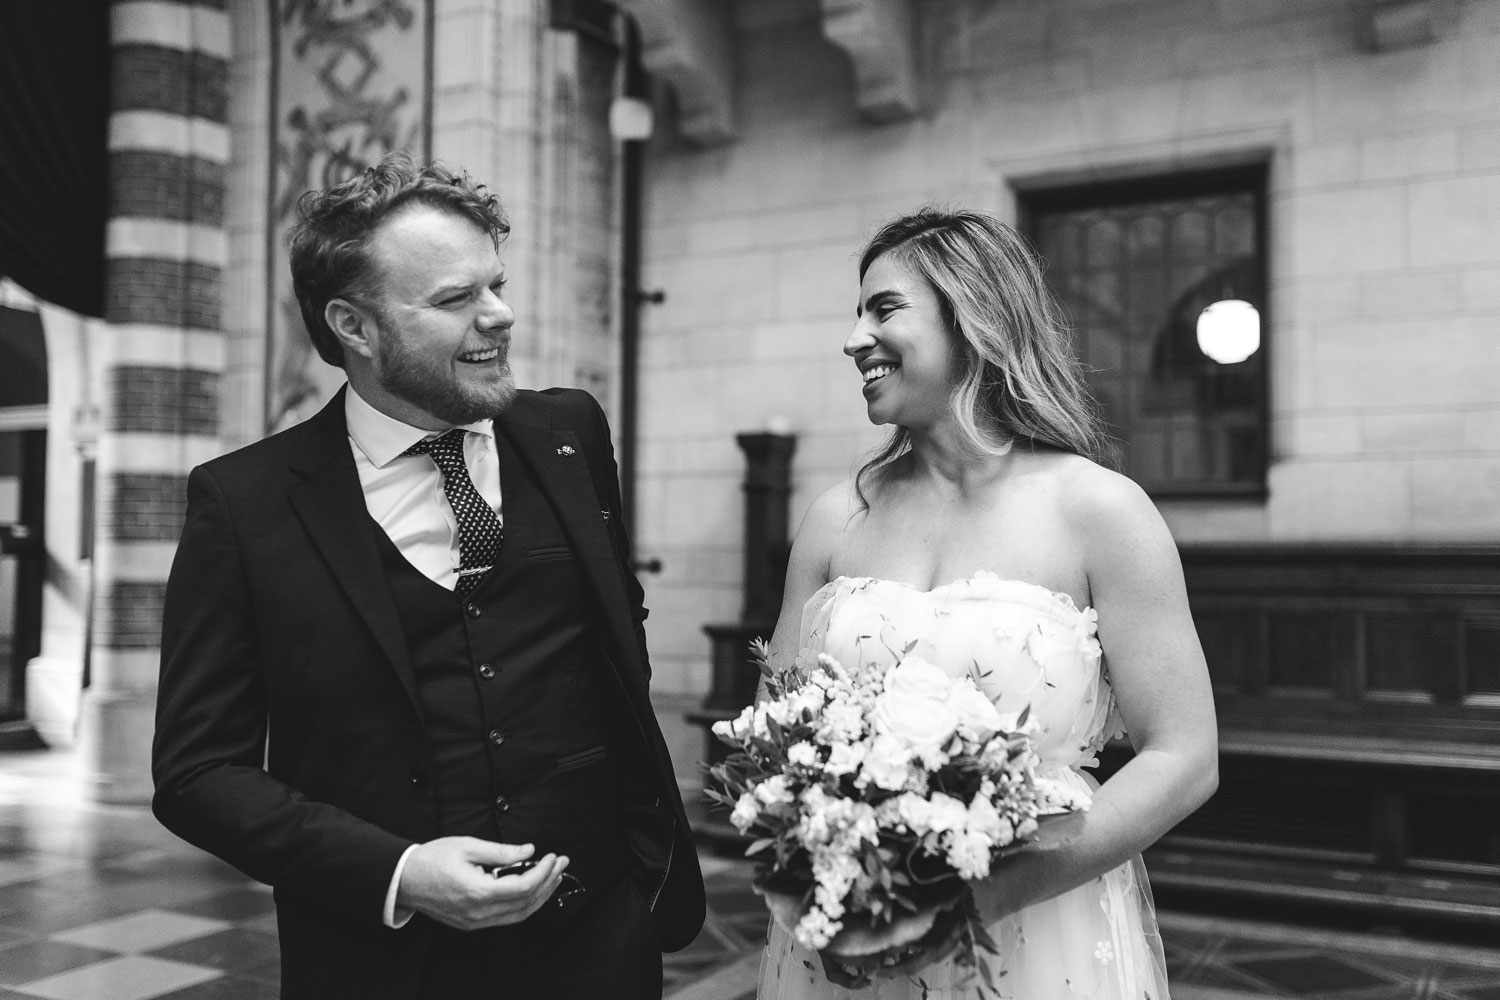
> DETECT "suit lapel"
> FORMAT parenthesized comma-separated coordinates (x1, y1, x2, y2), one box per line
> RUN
(287, 390, 422, 720)
(496, 409, 640, 683)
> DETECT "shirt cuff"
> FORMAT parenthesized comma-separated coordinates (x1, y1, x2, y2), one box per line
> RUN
(383, 844, 420, 929)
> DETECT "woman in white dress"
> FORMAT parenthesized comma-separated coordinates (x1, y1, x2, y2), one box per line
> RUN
(757, 210, 1219, 1000)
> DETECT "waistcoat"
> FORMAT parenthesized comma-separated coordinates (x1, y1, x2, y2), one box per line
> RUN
(374, 429, 626, 894)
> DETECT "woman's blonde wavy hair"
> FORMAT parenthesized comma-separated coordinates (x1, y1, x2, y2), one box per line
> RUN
(854, 208, 1111, 506)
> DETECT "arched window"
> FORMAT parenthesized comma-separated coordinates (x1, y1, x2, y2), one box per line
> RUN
(1022, 164, 1269, 496)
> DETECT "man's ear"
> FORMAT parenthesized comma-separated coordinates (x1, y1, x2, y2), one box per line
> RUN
(326, 298, 376, 360)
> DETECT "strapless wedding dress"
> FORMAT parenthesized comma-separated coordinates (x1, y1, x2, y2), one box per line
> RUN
(757, 572, 1169, 1000)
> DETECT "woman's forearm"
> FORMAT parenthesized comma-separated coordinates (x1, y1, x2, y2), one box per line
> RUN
(976, 743, 1218, 920)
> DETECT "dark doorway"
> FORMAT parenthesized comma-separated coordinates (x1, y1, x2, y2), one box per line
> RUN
(0, 306, 48, 725)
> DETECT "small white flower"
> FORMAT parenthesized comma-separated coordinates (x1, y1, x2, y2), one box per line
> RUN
(922, 792, 969, 835)
(820, 698, 867, 744)
(791, 684, 828, 718)
(787, 742, 818, 767)
(946, 830, 994, 881)
(729, 792, 759, 832)
(713, 704, 756, 742)
(824, 740, 866, 777)
(895, 792, 935, 834)
(795, 906, 841, 951)
(753, 774, 794, 807)
(1094, 940, 1114, 965)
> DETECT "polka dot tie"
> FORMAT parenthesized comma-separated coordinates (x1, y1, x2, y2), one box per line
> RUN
(404, 429, 502, 596)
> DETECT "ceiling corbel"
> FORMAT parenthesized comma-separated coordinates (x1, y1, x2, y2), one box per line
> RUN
(1360, 0, 1456, 51)
(820, 0, 921, 124)
(620, 0, 737, 147)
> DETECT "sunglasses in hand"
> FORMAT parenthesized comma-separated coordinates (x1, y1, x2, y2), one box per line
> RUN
(486, 858, 586, 911)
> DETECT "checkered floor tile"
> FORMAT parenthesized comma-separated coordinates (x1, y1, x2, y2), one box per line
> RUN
(2, 748, 1498, 1000)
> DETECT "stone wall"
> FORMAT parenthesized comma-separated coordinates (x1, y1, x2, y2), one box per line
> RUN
(633, 0, 1500, 696)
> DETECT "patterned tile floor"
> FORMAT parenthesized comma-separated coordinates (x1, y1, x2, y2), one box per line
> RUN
(1, 746, 1497, 999)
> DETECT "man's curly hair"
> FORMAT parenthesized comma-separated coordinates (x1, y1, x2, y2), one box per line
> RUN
(288, 151, 510, 367)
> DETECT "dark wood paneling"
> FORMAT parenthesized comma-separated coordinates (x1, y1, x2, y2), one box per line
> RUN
(1149, 544, 1500, 924)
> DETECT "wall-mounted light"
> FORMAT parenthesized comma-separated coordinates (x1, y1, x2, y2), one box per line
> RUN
(609, 95, 654, 142)
(1196, 299, 1261, 365)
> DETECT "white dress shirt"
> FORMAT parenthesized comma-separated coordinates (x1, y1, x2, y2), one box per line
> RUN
(343, 385, 505, 928)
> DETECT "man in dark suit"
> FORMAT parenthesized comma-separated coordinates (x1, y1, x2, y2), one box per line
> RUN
(152, 153, 704, 998)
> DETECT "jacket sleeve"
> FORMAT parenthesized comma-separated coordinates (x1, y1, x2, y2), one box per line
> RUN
(151, 464, 413, 923)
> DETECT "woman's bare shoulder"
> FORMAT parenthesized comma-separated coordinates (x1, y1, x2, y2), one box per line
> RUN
(799, 478, 862, 539)
(1041, 455, 1177, 569)
(1011, 449, 1160, 536)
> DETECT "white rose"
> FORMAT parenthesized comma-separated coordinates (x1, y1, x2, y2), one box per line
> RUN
(884, 656, 955, 702)
(874, 687, 959, 753)
(947, 681, 1005, 742)
(860, 732, 914, 791)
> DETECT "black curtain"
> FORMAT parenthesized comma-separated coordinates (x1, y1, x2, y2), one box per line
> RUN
(0, 3, 110, 317)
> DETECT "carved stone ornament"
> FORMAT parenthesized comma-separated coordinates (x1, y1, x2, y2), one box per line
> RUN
(1363, 0, 1456, 51)
(621, 0, 737, 146)
(820, 0, 920, 123)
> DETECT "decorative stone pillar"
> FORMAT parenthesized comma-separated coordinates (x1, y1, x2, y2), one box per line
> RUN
(692, 432, 796, 773)
(78, 0, 230, 803)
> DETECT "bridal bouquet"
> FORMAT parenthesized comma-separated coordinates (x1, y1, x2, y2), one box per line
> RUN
(707, 640, 1088, 991)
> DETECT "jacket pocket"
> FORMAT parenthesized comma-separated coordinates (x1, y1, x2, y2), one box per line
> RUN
(554, 745, 608, 771)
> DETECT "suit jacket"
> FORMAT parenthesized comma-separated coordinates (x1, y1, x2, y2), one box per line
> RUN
(152, 387, 705, 996)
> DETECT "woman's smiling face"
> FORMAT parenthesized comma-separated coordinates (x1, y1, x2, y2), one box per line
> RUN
(844, 252, 965, 431)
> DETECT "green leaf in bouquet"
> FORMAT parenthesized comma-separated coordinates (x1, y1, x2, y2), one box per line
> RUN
(969, 918, 999, 956)
(766, 712, 785, 743)
(746, 837, 777, 856)
(750, 736, 780, 760)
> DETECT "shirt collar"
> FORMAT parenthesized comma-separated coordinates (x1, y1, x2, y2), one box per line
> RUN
(344, 384, 495, 469)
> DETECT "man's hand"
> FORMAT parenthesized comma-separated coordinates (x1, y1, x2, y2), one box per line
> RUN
(395, 837, 570, 931)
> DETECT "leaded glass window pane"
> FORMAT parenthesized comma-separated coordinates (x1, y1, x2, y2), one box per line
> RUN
(1023, 167, 1269, 495)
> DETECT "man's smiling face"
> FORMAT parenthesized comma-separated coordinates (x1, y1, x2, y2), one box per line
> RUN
(358, 204, 517, 429)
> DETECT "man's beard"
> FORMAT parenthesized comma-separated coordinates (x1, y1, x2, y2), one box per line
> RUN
(374, 325, 517, 426)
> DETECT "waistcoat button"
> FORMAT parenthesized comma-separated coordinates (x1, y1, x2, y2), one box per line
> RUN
(465, 603, 483, 619)
(487, 729, 505, 747)
(478, 663, 496, 680)
(409, 765, 428, 787)
(494, 795, 510, 812)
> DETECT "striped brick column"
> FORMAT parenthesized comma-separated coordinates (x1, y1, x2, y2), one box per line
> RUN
(78, 0, 230, 804)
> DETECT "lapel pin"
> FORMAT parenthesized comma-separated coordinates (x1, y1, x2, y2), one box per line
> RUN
(601, 509, 611, 521)
(557, 445, 575, 457)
